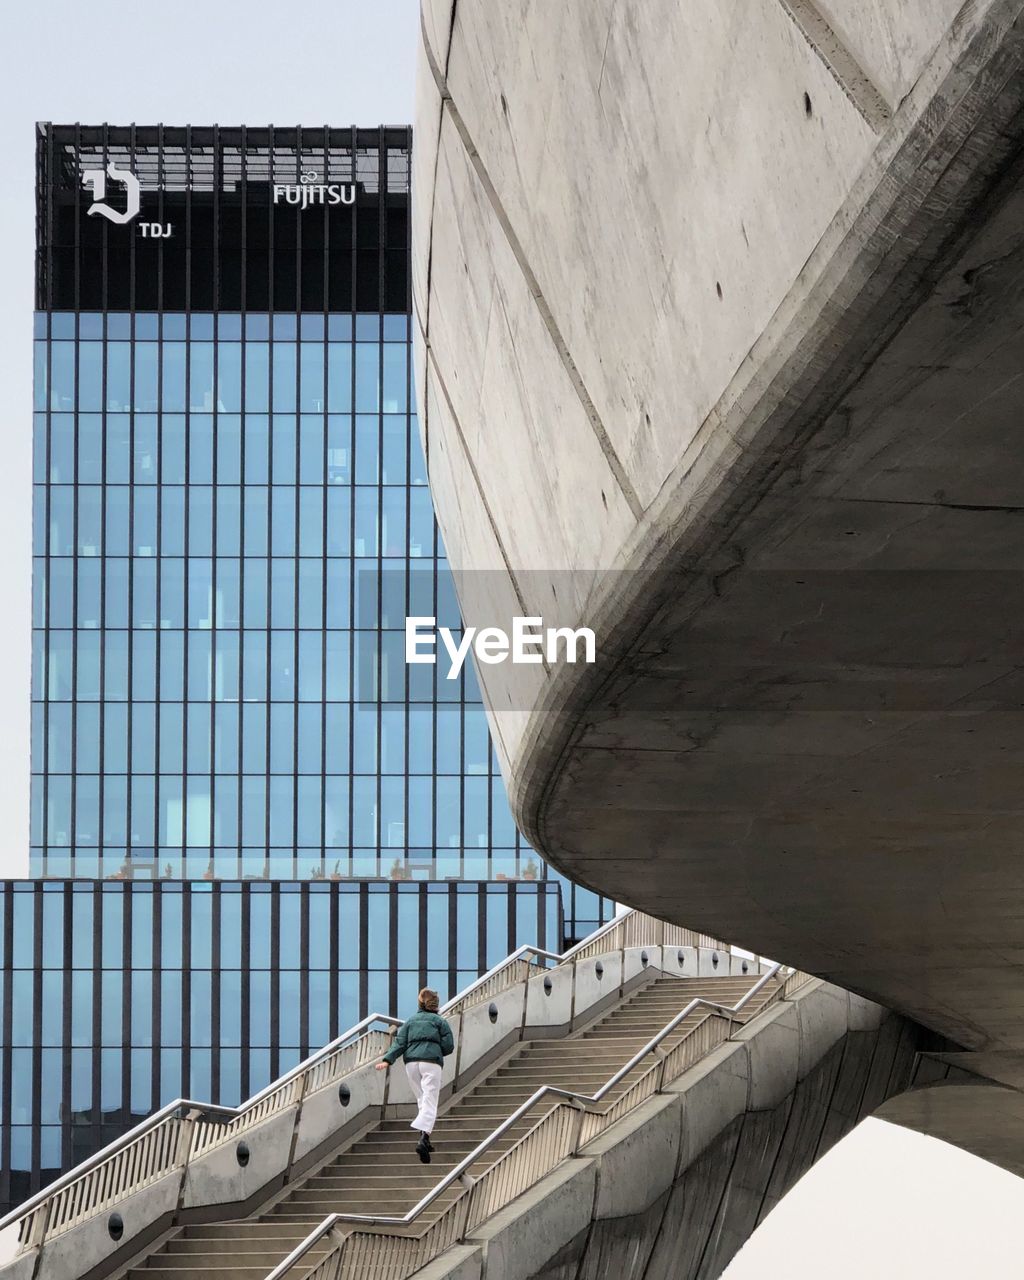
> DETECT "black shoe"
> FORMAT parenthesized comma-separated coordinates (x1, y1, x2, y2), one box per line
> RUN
(416, 1134, 432, 1164)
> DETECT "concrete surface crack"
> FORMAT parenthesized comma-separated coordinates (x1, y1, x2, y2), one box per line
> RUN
(842, 496, 1024, 513)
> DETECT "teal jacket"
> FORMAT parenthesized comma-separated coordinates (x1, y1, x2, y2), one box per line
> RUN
(382, 1010, 455, 1068)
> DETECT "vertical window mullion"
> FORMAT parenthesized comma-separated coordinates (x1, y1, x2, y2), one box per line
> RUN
(348, 125, 357, 880)
(41, 309, 53, 874)
(210, 883, 221, 1099)
(291, 301, 301, 880)
(235, 132, 247, 880)
(209, 313, 219, 881)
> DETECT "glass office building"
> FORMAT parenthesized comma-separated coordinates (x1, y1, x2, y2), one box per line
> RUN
(4, 121, 612, 1214)
(31, 123, 557, 889)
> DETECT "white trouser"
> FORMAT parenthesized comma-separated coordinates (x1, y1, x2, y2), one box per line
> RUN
(405, 1061, 442, 1135)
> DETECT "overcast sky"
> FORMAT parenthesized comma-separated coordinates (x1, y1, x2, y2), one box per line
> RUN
(1, 2, 1020, 1274)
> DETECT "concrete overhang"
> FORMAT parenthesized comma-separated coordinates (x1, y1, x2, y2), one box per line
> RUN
(415, 1, 1024, 1053)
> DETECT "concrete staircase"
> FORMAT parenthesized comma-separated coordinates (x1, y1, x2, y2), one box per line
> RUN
(126, 973, 772, 1279)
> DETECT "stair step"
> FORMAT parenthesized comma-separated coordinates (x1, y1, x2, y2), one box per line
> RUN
(165, 1239, 329, 1257)
(307, 1171, 464, 1185)
(178, 1223, 321, 1240)
(134, 1268, 321, 1279)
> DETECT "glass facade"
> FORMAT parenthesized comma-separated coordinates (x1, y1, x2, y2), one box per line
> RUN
(0, 877, 561, 1212)
(30, 309, 544, 885)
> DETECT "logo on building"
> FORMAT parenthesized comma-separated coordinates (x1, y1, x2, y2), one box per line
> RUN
(82, 163, 173, 237)
(82, 162, 141, 225)
(273, 169, 357, 208)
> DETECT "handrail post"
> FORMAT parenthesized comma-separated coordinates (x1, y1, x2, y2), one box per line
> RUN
(569, 1098, 587, 1155)
(381, 1039, 393, 1120)
(283, 1068, 311, 1185)
(451, 1012, 462, 1093)
(26, 1197, 52, 1251)
(173, 1112, 198, 1218)
(452, 1012, 465, 1094)
(26, 1198, 54, 1280)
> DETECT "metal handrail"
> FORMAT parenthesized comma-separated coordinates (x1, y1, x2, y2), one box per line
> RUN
(439, 944, 562, 1016)
(442, 915, 680, 1017)
(0, 1098, 235, 1227)
(2, 905, 752, 1258)
(239, 1014, 402, 1108)
(560, 910, 633, 959)
(562, 911, 732, 962)
(442, 912, 737, 1018)
(0, 1013, 401, 1237)
(263, 963, 786, 1279)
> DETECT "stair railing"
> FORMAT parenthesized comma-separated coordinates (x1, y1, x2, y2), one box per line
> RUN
(0, 906, 758, 1263)
(0, 1013, 401, 1252)
(264, 962, 798, 1280)
(441, 946, 561, 1019)
(563, 913, 728, 962)
(444, 909, 738, 1018)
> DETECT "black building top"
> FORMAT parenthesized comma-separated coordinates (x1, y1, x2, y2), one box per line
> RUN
(36, 124, 411, 313)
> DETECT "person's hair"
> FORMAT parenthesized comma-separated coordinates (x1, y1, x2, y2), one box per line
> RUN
(418, 987, 440, 1012)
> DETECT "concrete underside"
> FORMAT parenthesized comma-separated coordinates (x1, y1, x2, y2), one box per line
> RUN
(415, 0, 1024, 1058)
